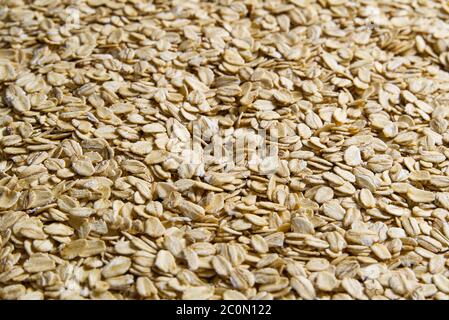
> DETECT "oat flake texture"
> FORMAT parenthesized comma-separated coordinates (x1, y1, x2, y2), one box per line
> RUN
(2, 0, 449, 300)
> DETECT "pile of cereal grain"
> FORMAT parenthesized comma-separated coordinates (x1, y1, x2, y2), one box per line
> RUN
(1, 0, 449, 300)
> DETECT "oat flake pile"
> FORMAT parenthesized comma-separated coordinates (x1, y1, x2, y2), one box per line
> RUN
(2, 0, 449, 300)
